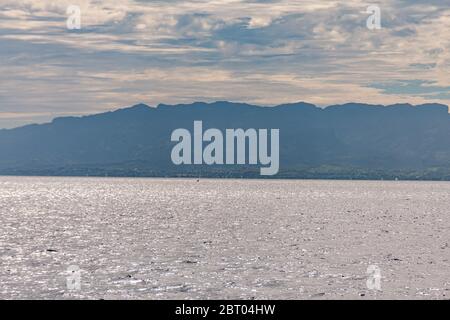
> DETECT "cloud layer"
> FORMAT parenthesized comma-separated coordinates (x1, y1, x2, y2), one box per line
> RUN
(0, 0, 449, 127)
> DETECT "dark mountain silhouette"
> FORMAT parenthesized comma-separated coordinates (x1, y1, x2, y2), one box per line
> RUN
(1, 101, 450, 179)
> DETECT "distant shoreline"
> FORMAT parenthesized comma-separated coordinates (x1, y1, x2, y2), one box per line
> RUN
(2, 172, 450, 182)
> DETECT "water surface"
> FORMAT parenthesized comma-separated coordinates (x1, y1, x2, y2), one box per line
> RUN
(0, 177, 449, 299)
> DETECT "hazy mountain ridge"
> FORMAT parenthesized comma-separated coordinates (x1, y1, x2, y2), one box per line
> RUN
(1, 101, 450, 179)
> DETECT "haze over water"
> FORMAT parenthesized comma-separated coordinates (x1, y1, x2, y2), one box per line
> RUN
(0, 177, 449, 299)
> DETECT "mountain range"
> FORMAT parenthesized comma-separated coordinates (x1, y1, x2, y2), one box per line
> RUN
(1, 101, 450, 180)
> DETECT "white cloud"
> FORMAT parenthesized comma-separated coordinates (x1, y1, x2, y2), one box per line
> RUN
(0, 0, 449, 127)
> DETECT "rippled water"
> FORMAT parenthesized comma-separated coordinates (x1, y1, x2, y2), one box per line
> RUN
(0, 176, 449, 299)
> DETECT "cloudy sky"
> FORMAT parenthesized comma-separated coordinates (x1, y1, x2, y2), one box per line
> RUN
(0, 0, 449, 128)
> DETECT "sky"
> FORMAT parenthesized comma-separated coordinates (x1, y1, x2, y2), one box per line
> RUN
(0, 0, 449, 128)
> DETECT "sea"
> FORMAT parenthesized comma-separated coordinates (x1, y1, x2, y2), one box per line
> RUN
(0, 176, 449, 299)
